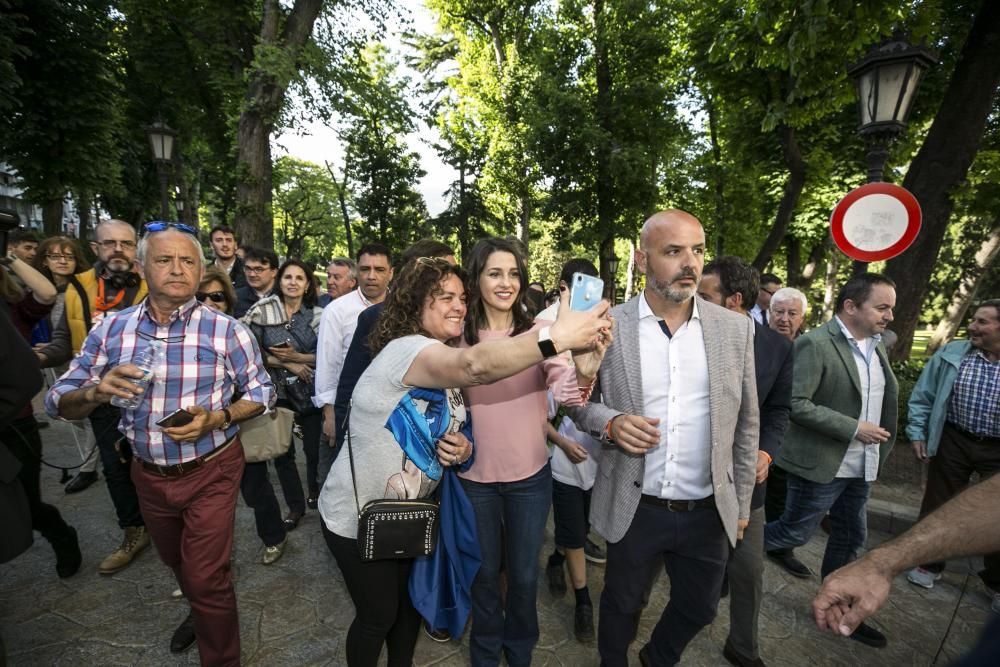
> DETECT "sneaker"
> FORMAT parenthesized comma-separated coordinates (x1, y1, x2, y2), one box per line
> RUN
(171, 588, 184, 599)
(991, 592, 1000, 615)
(574, 602, 594, 642)
(422, 621, 451, 642)
(546, 559, 567, 598)
(99, 526, 151, 574)
(906, 567, 943, 589)
(262, 538, 287, 565)
(584, 538, 607, 564)
(848, 622, 887, 648)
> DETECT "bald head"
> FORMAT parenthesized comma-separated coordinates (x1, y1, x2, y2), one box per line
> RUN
(636, 209, 706, 305)
(639, 209, 703, 250)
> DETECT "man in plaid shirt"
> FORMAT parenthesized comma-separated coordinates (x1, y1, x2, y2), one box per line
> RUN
(905, 299, 1000, 612)
(46, 223, 275, 666)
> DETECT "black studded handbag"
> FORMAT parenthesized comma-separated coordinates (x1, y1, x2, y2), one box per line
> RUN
(345, 403, 439, 562)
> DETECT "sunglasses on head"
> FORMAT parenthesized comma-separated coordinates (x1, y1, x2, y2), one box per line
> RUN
(197, 291, 227, 303)
(143, 221, 200, 237)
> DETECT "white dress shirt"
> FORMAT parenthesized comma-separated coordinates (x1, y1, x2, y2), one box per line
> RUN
(749, 304, 766, 325)
(638, 293, 714, 500)
(834, 316, 886, 481)
(312, 288, 373, 407)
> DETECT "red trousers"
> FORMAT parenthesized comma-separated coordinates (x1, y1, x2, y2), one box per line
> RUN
(131, 440, 245, 666)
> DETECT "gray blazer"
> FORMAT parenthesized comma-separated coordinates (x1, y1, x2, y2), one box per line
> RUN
(568, 294, 759, 547)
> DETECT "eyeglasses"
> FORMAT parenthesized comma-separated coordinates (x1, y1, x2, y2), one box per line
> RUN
(197, 291, 227, 304)
(95, 239, 137, 250)
(45, 253, 75, 262)
(244, 265, 272, 274)
(143, 221, 200, 237)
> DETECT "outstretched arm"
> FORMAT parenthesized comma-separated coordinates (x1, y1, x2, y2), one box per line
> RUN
(813, 474, 1000, 636)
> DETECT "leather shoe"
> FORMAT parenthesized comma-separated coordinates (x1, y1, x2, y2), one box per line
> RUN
(766, 549, 813, 578)
(848, 622, 887, 648)
(64, 470, 98, 494)
(283, 511, 304, 530)
(306, 497, 318, 510)
(723, 640, 767, 667)
(170, 612, 196, 653)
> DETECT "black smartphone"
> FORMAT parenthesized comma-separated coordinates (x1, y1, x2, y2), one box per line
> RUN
(156, 408, 195, 428)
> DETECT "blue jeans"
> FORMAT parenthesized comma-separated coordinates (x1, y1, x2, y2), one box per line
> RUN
(763, 474, 870, 578)
(460, 463, 552, 667)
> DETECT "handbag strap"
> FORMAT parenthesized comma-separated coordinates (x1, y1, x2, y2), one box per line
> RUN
(344, 401, 362, 516)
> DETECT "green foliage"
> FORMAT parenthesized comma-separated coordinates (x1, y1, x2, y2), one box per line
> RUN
(891, 357, 928, 442)
(0, 0, 123, 222)
(273, 156, 348, 264)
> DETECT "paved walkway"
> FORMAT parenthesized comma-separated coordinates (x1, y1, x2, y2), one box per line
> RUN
(0, 418, 992, 666)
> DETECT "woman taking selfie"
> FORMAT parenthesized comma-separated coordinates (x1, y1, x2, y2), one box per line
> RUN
(317, 257, 610, 667)
(459, 237, 609, 666)
(243, 260, 323, 540)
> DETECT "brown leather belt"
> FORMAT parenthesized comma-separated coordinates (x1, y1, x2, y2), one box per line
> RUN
(139, 435, 238, 478)
(640, 494, 716, 512)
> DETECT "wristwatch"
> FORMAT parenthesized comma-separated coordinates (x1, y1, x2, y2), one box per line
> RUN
(537, 326, 558, 359)
(219, 408, 233, 430)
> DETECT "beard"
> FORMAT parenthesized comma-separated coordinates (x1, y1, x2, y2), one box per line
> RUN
(103, 254, 132, 274)
(648, 271, 698, 303)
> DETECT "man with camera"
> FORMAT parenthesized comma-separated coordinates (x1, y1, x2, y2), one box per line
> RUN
(46, 223, 275, 666)
(36, 219, 152, 574)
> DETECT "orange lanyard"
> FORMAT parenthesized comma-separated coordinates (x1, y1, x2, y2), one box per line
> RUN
(95, 277, 125, 312)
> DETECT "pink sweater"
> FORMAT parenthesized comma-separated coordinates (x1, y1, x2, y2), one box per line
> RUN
(459, 323, 585, 483)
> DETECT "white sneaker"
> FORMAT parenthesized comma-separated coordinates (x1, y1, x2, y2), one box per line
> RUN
(906, 567, 942, 589)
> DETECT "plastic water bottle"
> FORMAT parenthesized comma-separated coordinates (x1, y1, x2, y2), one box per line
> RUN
(111, 340, 164, 409)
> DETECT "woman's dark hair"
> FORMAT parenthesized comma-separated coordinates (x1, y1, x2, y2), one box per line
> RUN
(370, 258, 467, 355)
(32, 236, 90, 284)
(274, 259, 318, 309)
(199, 267, 237, 315)
(463, 237, 533, 345)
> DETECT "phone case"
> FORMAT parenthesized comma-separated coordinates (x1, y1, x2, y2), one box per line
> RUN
(569, 273, 604, 311)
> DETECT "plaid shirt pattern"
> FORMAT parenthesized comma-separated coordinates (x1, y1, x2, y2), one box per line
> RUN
(947, 348, 1000, 438)
(46, 298, 276, 465)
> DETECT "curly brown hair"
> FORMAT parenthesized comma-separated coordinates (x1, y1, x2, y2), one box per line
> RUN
(369, 258, 467, 355)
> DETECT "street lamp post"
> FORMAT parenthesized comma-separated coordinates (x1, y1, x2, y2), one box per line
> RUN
(847, 35, 936, 273)
(604, 253, 620, 305)
(145, 121, 177, 220)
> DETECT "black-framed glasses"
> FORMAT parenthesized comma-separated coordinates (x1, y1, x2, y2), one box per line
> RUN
(197, 291, 227, 303)
(244, 265, 272, 274)
(143, 221, 200, 237)
(45, 253, 75, 261)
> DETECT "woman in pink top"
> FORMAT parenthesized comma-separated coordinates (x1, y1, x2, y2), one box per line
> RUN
(459, 238, 609, 666)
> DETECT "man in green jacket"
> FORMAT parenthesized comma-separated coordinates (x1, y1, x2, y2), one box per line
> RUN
(904, 299, 1000, 611)
(764, 273, 898, 649)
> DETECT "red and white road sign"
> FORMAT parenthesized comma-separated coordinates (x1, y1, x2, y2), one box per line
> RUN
(830, 182, 921, 263)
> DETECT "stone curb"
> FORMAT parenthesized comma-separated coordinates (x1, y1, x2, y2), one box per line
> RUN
(868, 496, 920, 536)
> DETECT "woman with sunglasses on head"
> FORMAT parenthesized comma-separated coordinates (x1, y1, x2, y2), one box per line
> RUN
(242, 259, 323, 546)
(30, 236, 90, 347)
(316, 257, 610, 667)
(458, 237, 610, 666)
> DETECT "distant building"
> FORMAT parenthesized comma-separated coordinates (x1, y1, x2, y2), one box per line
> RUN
(0, 162, 90, 238)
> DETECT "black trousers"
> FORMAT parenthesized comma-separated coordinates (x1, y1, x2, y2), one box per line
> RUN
(599, 500, 729, 667)
(0, 416, 75, 550)
(240, 461, 287, 547)
(918, 423, 1000, 590)
(322, 524, 421, 667)
(88, 403, 144, 529)
(763, 463, 788, 524)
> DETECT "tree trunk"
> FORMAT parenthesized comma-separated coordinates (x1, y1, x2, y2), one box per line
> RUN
(926, 219, 1000, 355)
(799, 237, 829, 287)
(624, 239, 636, 302)
(885, 0, 1000, 361)
(75, 193, 90, 238)
(786, 234, 801, 286)
(42, 198, 63, 236)
(233, 0, 323, 250)
(753, 122, 806, 270)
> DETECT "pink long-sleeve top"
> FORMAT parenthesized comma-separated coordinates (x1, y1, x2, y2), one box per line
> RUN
(459, 322, 587, 483)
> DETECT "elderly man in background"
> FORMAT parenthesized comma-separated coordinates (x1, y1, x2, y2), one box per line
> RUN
(318, 257, 357, 307)
(768, 287, 808, 342)
(46, 223, 275, 666)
